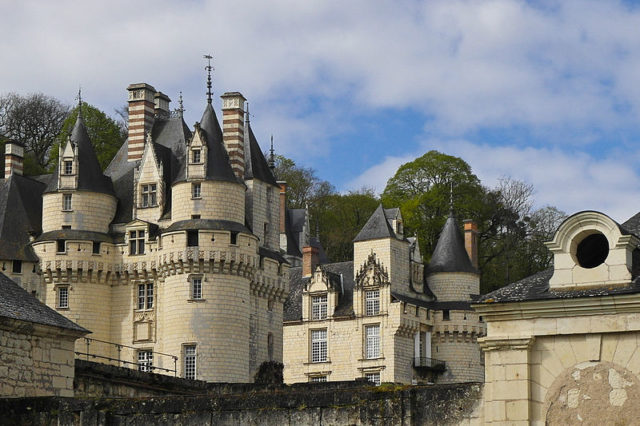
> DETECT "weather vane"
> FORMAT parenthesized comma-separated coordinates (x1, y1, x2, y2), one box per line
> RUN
(76, 86, 83, 117)
(204, 54, 214, 104)
(269, 135, 275, 170)
(449, 181, 454, 214)
(177, 91, 185, 117)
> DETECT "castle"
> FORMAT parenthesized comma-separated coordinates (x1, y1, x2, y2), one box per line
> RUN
(1, 81, 288, 383)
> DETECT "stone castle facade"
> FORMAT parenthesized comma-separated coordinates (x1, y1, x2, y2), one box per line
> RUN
(283, 207, 485, 385)
(1, 82, 288, 383)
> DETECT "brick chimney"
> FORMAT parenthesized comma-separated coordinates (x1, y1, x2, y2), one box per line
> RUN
(463, 219, 478, 269)
(303, 245, 319, 278)
(154, 91, 171, 119)
(4, 140, 24, 178)
(279, 181, 287, 233)
(220, 92, 246, 180)
(127, 83, 156, 162)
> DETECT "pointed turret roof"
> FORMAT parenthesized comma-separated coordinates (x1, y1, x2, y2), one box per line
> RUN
(45, 114, 114, 195)
(198, 103, 239, 183)
(353, 204, 398, 242)
(426, 213, 477, 274)
(244, 123, 278, 185)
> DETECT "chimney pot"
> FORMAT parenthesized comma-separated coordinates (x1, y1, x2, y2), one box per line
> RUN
(220, 92, 246, 180)
(127, 83, 157, 162)
(303, 245, 319, 278)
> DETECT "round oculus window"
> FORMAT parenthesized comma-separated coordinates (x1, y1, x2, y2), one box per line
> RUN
(575, 233, 609, 269)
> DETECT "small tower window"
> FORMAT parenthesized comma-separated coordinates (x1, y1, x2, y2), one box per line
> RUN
(92, 242, 101, 254)
(365, 290, 380, 316)
(58, 286, 69, 309)
(129, 230, 145, 255)
(268, 333, 274, 361)
(137, 283, 153, 310)
(64, 161, 73, 175)
(192, 183, 201, 199)
(230, 231, 238, 245)
(12, 260, 22, 274)
(442, 310, 450, 321)
(57, 239, 66, 253)
(191, 277, 202, 300)
(62, 194, 72, 211)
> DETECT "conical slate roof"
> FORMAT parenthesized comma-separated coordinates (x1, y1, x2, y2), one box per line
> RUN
(244, 123, 278, 185)
(198, 103, 239, 183)
(426, 214, 477, 274)
(45, 114, 115, 195)
(353, 204, 397, 242)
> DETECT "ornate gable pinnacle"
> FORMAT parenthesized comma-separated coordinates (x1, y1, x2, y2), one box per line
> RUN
(355, 252, 389, 288)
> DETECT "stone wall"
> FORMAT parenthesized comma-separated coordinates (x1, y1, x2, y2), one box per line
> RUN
(3, 379, 484, 425)
(0, 321, 76, 397)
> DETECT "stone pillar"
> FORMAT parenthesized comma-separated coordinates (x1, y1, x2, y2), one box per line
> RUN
(480, 337, 534, 425)
(127, 83, 156, 162)
(302, 245, 319, 278)
(221, 92, 246, 180)
(4, 140, 24, 178)
(464, 219, 478, 268)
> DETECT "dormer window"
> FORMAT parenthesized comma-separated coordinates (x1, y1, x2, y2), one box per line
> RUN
(129, 230, 145, 255)
(575, 232, 609, 269)
(365, 290, 380, 316)
(192, 149, 201, 164)
(64, 161, 73, 175)
(311, 294, 328, 320)
(141, 184, 157, 207)
(396, 220, 403, 234)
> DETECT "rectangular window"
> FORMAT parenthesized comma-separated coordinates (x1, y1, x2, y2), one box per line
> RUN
(365, 372, 381, 386)
(187, 230, 199, 247)
(62, 194, 72, 211)
(92, 242, 100, 254)
(129, 230, 145, 255)
(64, 161, 73, 175)
(310, 375, 327, 383)
(263, 222, 269, 244)
(12, 260, 22, 274)
(192, 149, 201, 163)
(365, 325, 380, 359)
(311, 329, 327, 363)
(57, 239, 66, 253)
(192, 277, 202, 300)
(141, 184, 157, 207)
(365, 290, 380, 316)
(184, 345, 196, 379)
(137, 283, 153, 310)
(192, 183, 201, 199)
(311, 294, 328, 320)
(230, 232, 237, 245)
(58, 286, 69, 308)
(443, 310, 450, 321)
(137, 350, 153, 372)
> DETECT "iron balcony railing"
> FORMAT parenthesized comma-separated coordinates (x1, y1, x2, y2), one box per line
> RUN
(413, 356, 446, 371)
(75, 337, 178, 376)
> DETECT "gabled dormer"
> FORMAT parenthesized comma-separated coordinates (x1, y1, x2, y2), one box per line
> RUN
(186, 123, 208, 180)
(302, 266, 343, 321)
(134, 134, 165, 223)
(354, 252, 389, 317)
(58, 137, 78, 190)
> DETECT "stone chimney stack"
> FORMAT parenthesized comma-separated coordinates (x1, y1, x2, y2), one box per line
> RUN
(4, 140, 24, 178)
(463, 219, 478, 269)
(303, 245, 319, 278)
(127, 83, 156, 162)
(154, 91, 171, 119)
(220, 92, 246, 180)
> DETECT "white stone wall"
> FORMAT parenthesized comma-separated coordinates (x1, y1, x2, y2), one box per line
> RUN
(171, 181, 245, 224)
(42, 192, 117, 233)
(1, 260, 43, 299)
(0, 323, 78, 397)
(428, 272, 479, 302)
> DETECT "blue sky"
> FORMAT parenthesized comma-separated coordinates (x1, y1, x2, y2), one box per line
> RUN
(3, 0, 640, 221)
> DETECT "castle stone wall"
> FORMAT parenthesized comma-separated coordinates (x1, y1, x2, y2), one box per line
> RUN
(171, 181, 245, 223)
(42, 192, 116, 234)
(428, 272, 479, 302)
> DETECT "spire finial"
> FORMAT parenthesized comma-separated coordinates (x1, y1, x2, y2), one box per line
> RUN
(204, 54, 214, 104)
(268, 135, 276, 170)
(245, 102, 250, 124)
(75, 86, 83, 118)
(177, 91, 185, 117)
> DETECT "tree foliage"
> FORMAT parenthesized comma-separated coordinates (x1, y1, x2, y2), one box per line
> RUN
(381, 150, 566, 293)
(50, 102, 125, 171)
(0, 93, 70, 174)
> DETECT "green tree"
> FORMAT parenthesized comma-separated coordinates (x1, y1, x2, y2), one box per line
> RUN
(50, 102, 125, 171)
(0, 93, 70, 174)
(272, 154, 335, 209)
(315, 189, 379, 262)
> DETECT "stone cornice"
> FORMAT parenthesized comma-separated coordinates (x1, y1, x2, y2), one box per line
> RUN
(472, 293, 640, 322)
